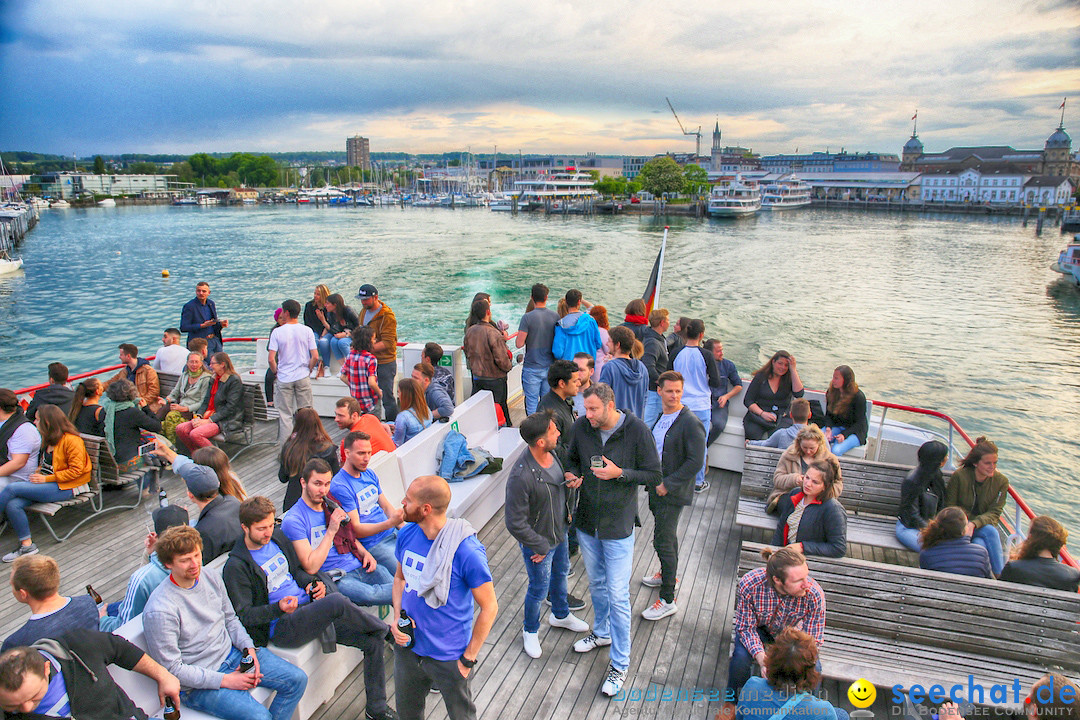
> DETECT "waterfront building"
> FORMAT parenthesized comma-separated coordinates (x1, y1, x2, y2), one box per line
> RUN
(623, 156, 648, 179)
(919, 166, 1074, 206)
(760, 151, 900, 174)
(230, 187, 259, 202)
(29, 172, 178, 199)
(1023, 176, 1075, 206)
(798, 171, 921, 201)
(346, 135, 371, 170)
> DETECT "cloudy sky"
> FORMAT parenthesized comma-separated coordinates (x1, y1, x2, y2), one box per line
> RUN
(1, 0, 1077, 157)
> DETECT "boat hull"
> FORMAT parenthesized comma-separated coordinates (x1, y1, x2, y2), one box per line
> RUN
(0, 258, 24, 276)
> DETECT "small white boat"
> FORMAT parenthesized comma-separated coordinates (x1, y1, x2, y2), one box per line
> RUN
(0, 256, 23, 276)
(97, 198, 116, 207)
(1051, 237, 1080, 286)
(50, 199, 71, 209)
(29, 197, 49, 210)
(708, 175, 762, 217)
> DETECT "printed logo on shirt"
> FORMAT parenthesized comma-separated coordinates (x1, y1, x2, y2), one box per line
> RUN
(259, 551, 291, 594)
(355, 483, 380, 515)
(401, 550, 427, 592)
(309, 525, 327, 546)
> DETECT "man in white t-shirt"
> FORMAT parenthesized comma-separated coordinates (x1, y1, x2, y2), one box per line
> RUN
(151, 328, 190, 375)
(268, 299, 319, 441)
(0, 389, 40, 492)
(669, 319, 719, 494)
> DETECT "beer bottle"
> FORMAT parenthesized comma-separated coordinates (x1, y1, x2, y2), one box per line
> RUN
(238, 648, 255, 673)
(163, 696, 181, 720)
(397, 609, 415, 648)
(86, 585, 103, 605)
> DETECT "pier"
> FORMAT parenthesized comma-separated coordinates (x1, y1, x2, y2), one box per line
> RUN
(0, 203, 38, 256)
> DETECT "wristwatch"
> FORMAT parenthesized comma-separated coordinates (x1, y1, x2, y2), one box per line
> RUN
(459, 654, 477, 668)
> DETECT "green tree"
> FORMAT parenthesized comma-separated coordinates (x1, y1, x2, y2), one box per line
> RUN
(637, 157, 683, 198)
(682, 164, 709, 198)
(93, 156, 105, 174)
(128, 161, 158, 174)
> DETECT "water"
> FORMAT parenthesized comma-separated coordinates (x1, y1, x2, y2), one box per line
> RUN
(2, 204, 1079, 538)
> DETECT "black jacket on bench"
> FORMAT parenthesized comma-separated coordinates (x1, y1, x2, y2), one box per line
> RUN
(5, 630, 150, 720)
(223, 528, 334, 647)
(772, 489, 848, 558)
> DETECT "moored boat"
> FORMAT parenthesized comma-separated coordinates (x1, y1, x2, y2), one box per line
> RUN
(97, 198, 116, 207)
(513, 169, 600, 209)
(761, 175, 812, 210)
(708, 175, 762, 217)
(0, 255, 23, 276)
(1051, 236, 1080, 286)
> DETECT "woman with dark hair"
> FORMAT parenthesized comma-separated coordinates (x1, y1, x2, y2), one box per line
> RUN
(101, 379, 162, 469)
(175, 352, 243, 452)
(822, 365, 867, 457)
(742, 351, 805, 441)
(944, 436, 1008, 576)
(590, 305, 613, 377)
(1000, 516, 1080, 591)
(158, 351, 212, 445)
(278, 407, 339, 511)
(463, 298, 513, 424)
(772, 457, 847, 558)
(918, 506, 992, 578)
(895, 440, 949, 551)
(736, 626, 849, 719)
(340, 326, 381, 414)
(317, 292, 360, 372)
(192, 445, 247, 502)
(392, 378, 432, 446)
(0, 405, 92, 562)
(68, 377, 105, 437)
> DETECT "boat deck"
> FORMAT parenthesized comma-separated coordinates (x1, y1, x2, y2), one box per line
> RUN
(0, 411, 911, 718)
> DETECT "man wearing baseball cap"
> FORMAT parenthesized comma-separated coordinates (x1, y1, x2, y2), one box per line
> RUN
(156, 444, 243, 563)
(356, 285, 399, 420)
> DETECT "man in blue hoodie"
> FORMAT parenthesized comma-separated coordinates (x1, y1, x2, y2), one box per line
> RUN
(552, 289, 602, 363)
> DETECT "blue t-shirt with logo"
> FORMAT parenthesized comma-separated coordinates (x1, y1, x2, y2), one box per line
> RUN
(35, 651, 70, 717)
(330, 467, 392, 548)
(281, 498, 361, 574)
(395, 522, 493, 662)
(249, 540, 309, 637)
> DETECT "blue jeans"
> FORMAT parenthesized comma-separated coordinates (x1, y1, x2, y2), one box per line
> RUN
(337, 566, 394, 606)
(826, 426, 861, 457)
(642, 392, 662, 429)
(180, 646, 307, 720)
(691, 408, 711, 487)
(0, 482, 73, 541)
(521, 364, 549, 416)
(521, 539, 569, 633)
(727, 628, 822, 702)
(895, 519, 923, 552)
(972, 524, 1004, 575)
(316, 335, 351, 366)
(576, 529, 634, 671)
(365, 531, 398, 576)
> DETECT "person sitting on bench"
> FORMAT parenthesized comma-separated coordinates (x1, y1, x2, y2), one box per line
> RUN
(918, 506, 992, 579)
(735, 627, 849, 720)
(944, 436, 1008, 576)
(2, 556, 97, 653)
(747, 398, 811, 449)
(772, 457, 847, 558)
(767, 424, 838, 514)
(822, 365, 868, 457)
(895, 440, 949, 552)
(1000, 516, 1079, 592)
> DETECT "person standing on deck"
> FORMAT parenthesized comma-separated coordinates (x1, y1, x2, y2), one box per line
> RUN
(640, 371, 705, 622)
(551, 289, 602, 363)
(640, 309, 670, 428)
(564, 382, 662, 698)
(505, 413, 589, 659)
(356, 285, 399, 421)
(669, 319, 719, 494)
(180, 281, 228, 354)
(268, 299, 319, 442)
(390, 475, 498, 720)
(516, 283, 560, 415)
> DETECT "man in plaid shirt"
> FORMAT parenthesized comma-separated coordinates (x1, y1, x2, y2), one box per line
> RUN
(720, 547, 825, 717)
(340, 327, 381, 414)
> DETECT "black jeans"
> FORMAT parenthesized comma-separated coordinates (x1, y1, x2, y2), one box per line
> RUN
(471, 376, 511, 427)
(377, 362, 398, 421)
(394, 645, 476, 720)
(649, 497, 683, 603)
(271, 593, 389, 715)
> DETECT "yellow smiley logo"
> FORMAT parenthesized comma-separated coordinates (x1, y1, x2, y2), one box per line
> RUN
(847, 679, 876, 709)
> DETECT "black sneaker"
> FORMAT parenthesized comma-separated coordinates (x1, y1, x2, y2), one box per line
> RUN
(545, 593, 586, 611)
(694, 480, 711, 494)
(367, 709, 399, 720)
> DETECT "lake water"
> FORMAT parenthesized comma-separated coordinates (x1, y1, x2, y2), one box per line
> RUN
(2, 204, 1079, 538)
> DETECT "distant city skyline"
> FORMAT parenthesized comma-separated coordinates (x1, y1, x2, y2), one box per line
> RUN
(1, 0, 1076, 157)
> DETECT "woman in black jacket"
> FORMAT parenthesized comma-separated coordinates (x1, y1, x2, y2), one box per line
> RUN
(278, 407, 340, 511)
(1000, 515, 1080, 592)
(823, 365, 868, 456)
(176, 352, 243, 452)
(895, 440, 949, 551)
(742, 350, 805, 441)
(772, 456, 847, 558)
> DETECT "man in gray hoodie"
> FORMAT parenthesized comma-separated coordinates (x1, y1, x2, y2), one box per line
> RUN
(504, 413, 589, 659)
(142, 526, 307, 720)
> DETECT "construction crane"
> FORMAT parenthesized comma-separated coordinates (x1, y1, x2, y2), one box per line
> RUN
(666, 97, 702, 159)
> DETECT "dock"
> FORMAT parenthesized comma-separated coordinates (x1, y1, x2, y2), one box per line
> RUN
(0, 203, 38, 256)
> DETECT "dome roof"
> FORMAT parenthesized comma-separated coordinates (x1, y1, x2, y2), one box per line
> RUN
(903, 134, 923, 153)
(1045, 126, 1071, 149)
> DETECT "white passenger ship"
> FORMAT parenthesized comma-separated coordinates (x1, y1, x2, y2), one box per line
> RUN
(513, 169, 600, 207)
(761, 176, 812, 210)
(707, 175, 762, 217)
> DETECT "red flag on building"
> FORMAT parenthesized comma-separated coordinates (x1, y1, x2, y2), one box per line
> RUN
(642, 227, 668, 316)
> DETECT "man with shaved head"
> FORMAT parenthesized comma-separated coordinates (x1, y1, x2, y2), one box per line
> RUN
(390, 476, 497, 720)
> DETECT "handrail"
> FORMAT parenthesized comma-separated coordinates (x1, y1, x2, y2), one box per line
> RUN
(871, 398, 1077, 570)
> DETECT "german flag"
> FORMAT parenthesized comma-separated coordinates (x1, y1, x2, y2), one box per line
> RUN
(642, 227, 668, 316)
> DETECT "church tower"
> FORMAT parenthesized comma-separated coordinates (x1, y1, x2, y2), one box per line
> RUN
(900, 111, 923, 171)
(711, 121, 722, 171)
(1042, 102, 1072, 177)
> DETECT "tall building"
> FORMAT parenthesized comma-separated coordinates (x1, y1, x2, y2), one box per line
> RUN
(346, 135, 370, 170)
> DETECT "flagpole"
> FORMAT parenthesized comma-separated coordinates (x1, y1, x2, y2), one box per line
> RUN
(656, 226, 668, 309)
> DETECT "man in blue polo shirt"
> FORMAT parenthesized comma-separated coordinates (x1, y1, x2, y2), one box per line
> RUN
(390, 475, 497, 720)
(330, 431, 404, 575)
(281, 458, 392, 607)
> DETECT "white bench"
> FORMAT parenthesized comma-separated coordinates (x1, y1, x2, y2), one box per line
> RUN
(369, 450, 406, 508)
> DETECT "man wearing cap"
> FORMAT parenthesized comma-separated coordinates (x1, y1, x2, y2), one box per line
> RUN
(357, 285, 399, 421)
(99, 505, 190, 632)
(153, 443, 241, 563)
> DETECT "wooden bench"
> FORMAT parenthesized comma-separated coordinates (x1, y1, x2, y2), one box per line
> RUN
(23, 434, 106, 542)
(737, 542, 1080, 708)
(737, 445, 914, 552)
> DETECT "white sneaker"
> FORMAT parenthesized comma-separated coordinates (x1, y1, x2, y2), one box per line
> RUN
(641, 571, 662, 587)
(548, 612, 589, 632)
(573, 632, 611, 653)
(601, 665, 627, 697)
(641, 598, 678, 621)
(522, 630, 541, 658)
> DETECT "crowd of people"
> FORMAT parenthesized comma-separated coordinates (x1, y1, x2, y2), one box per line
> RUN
(0, 279, 1076, 720)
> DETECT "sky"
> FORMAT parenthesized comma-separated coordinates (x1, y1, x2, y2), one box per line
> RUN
(1, 0, 1078, 158)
